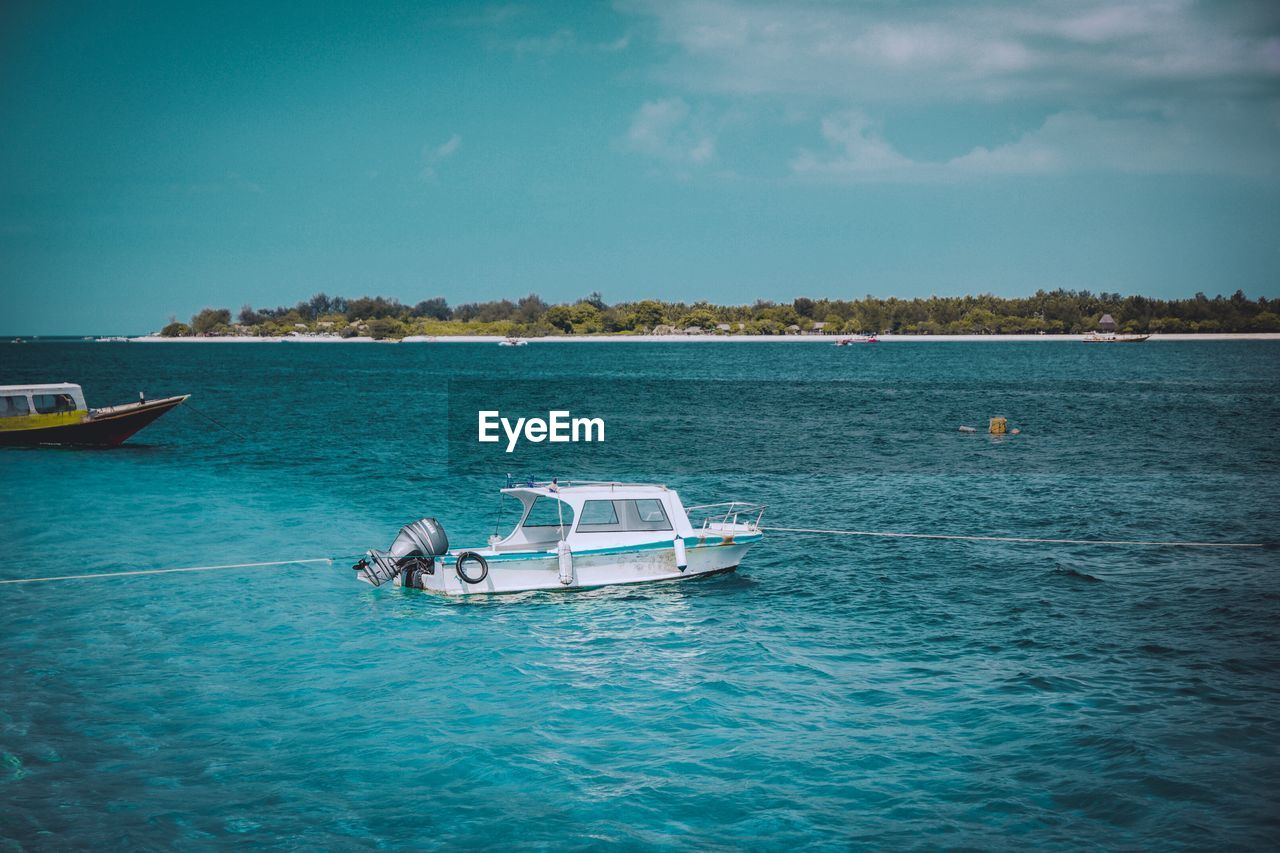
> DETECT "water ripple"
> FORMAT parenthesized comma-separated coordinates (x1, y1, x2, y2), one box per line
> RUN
(0, 341, 1277, 848)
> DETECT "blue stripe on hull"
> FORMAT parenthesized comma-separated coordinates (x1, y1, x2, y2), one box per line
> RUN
(440, 533, 763, 565)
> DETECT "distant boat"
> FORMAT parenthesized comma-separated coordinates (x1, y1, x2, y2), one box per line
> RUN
(1084, 314, 1147, 342)
(0, 383, 188, 447)
(1083, 332, 1150, 343)
(499, 337, 529, 347)
(94, 336, 129, 342)
(835, 335, 879, 346)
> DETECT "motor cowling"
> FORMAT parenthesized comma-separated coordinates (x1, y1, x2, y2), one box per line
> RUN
(354, 518, 449, 587)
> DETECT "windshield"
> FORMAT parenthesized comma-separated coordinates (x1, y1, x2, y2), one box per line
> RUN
(522, 497, 574, 530)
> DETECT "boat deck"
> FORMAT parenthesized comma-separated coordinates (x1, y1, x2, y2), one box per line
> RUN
(90, 395, 189, 419)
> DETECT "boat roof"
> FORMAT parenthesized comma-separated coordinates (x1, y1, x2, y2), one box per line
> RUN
(0, 383, 82, 395)
(500, 481, 673, 501)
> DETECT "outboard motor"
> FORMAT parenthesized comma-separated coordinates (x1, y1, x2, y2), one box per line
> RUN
(352, 518, 449, 587)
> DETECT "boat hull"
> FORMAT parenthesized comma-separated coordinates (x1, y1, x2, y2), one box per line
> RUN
(1083, 335, 1150, 343)
(397, 535, 760, 596)
(0, 396, 188, 447)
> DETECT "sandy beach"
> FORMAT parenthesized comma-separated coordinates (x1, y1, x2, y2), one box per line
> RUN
(127, 332, 1280, 343)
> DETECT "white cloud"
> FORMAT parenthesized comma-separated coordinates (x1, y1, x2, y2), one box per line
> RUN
(506, 28, 632, 56)
(616, 0, 1280, 179)
(434, 135, 461, 159)
(513, 29, 575, 56)
(421, 134, 462, 182)
(790, 112, 913, 176)
(597, 33, 631, 52)
(448, 5, 525, 28)
(951, 108, 1280, 177)
(225, 171, 263, 194)
(791, 105, 1280, 181)
(1048, 4, 1171, 44)
(623, 0, 1280, 101)
(625, 98, 716, 165)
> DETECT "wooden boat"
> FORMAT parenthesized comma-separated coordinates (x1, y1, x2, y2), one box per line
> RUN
(0, 383, 188, 447)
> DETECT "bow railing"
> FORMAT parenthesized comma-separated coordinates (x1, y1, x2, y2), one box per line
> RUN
(684, 502, 767, 533)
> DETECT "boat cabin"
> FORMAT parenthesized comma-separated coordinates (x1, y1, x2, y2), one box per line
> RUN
(0, 384, 87, 419)
(489, 482, 693, 553)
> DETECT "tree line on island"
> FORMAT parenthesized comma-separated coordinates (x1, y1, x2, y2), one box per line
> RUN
(162, 289, 1280, 339)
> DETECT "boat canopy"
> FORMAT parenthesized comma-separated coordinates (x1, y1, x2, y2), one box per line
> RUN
(491, 481, 694, 551)
(0, 383, 87, 416)
(500, 480, 672, 501)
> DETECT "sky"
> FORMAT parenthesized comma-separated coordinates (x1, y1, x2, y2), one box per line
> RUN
(1, 0, 1279, 334)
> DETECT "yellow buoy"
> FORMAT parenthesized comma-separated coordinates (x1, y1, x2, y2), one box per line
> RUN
(989, 416, 1007, 435)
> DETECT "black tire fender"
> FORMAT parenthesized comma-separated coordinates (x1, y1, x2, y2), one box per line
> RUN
(456, 551, 489, 585)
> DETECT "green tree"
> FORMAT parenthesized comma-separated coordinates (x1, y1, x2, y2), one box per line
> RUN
(411, 297, 451, 320)
(515, 293, 548, 323)
(345, 296, 403, 321)
(570, 303, 603, 333)
(164, 288, 1277, 338)
(543, 305, 574, 332)
(679, 309, 718, 329)
(630, 300, 665, 330)
(191, 308, 231, 334)
(367, 317, 405, 340)
(1251, 312, 1280, 331)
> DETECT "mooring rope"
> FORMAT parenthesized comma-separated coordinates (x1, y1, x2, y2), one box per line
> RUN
(184, 401, 251, 442)
(760, 527, 1269, 549)
(0, 557, 333, 586)
(1, 527, 1269, 588)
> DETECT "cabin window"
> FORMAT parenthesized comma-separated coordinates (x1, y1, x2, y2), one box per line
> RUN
(522, 497, 575, 529)
(635, 500, 669, 525)
(574, 499, 673, 533)
(576, 500, 622, 532)
(1, 395, 30, 418)
(32, 393, 76, 414)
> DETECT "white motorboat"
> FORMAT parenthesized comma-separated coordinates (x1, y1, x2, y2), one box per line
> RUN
(835, 335, 878, 345)
(352, 480, 765, 596)
(499, 337, 529, 347)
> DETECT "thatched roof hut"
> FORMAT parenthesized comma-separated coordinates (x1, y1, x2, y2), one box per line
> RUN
(1098, 313, 1117, 332)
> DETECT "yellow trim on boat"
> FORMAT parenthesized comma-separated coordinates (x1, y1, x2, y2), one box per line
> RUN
(0, 409, 87, 432)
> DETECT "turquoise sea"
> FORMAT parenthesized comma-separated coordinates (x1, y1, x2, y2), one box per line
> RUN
(1, 340, 1278, 849)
